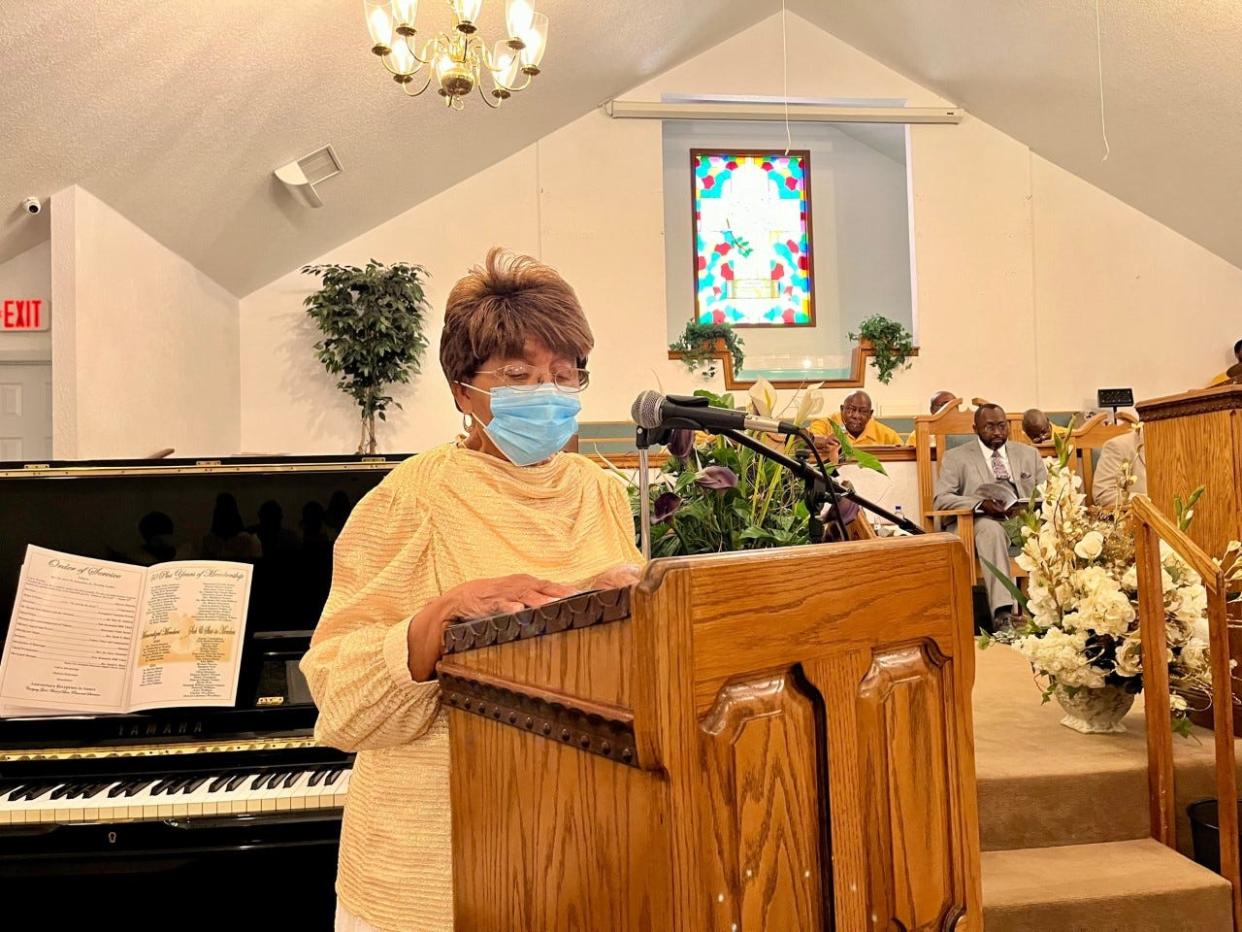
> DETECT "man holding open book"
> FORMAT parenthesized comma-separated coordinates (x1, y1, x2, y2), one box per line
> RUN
(933, 403, 1046, 632)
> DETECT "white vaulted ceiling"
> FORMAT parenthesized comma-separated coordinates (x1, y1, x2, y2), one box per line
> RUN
(3, 1, 1241, 296)
(0, 0, 770, 295)
(791, 0, 1242, 275)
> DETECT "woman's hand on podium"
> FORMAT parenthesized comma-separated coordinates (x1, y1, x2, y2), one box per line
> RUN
(406, 575, 578, 682)
(584, 563, 642, 590)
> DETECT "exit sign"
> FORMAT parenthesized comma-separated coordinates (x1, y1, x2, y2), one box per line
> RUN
(1, 299, 47, 331)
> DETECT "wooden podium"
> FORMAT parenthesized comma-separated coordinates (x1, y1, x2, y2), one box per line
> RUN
(1139, 384, 1242, 736)
(1138, 384, 1242, 557)
(436, 535, 982, 931)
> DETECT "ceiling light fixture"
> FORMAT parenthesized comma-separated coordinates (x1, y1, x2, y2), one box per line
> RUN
(362, 0, 549, 111)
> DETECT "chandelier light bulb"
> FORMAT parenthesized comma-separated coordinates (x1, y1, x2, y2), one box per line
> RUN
(386, 36, 417, 76)
(491, 40, 520, 91)
(392, 0, 419, 34)
(364, 0, 395, 52)
(451, 0, 484, 31)
(505, 0, 535, 42)
(519, 12, 548, 70)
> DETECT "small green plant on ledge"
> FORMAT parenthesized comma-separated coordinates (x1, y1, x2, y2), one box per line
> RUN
(669, 320, 745, 378)
(848, 315, 915, 385)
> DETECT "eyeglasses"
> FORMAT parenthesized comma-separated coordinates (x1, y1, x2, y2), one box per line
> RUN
(473, 364, 591, 393)
(841, 405, 872, 416)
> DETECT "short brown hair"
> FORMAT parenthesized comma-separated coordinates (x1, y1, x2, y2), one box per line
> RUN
(440, 247, 593, 389)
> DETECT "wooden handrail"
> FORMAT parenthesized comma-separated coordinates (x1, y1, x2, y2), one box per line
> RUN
(1131, 494, 1239, 930)
(1131, 496, 1223, 584)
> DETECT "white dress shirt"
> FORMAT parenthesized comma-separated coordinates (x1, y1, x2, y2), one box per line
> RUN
(979, 439, 1013, 482)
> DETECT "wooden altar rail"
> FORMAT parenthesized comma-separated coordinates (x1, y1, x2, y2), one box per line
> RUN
(1132, 494, 1241, 929)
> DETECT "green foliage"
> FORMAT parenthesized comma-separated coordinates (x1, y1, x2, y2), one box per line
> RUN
(302, 260, 431, 453)
(627, 389, 883, 556)
(982, 557, 1030, 614)
(669, 320, 745, 378)
(638, 440, 810, 556)
(823, 418, 887, 475)
(727, 229, 754, 258)
(1174, 486, 1205, 532)
(848, 314, 915, 385)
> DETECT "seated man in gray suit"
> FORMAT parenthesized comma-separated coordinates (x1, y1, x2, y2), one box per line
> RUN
(934, 404, 1047, 630)
(1092, 425, 1145, 508)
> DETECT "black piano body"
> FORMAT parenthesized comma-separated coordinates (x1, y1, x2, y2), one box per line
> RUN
(0, 453, 410, 927)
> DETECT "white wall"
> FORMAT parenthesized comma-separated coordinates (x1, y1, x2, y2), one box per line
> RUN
(0, 240, 52, 362)
(239, 149, 541, 454)
(50, 186, 240, 458)
(238, 12, 1242, 455)
(1030, 155, 1242, 410)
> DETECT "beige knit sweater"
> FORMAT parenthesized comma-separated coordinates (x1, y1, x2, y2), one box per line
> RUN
(301, 443, 642, 931)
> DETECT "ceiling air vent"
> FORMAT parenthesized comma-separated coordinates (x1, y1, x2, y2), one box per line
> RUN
(274, 144, 343, 208)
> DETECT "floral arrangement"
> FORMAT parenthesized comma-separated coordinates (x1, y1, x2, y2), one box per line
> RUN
(986, 440, 1213, 734)
(611, 379, 883, 556)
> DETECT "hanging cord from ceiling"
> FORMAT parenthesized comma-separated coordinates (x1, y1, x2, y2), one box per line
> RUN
(781, 0, 792, 155)
(1095, 0, 1111, 161)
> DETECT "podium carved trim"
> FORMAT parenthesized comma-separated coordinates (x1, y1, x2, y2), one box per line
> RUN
(439, 670, 639, 767)
(1137, 385, 1242, 422)
(442, 587, 632, 655)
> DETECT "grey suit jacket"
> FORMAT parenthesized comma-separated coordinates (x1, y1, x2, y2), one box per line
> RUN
(933, 441, 1047, 512)
(1091, 428, 1145, 508)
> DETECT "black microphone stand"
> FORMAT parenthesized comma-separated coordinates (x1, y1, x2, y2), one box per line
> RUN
(714, 427, 925, 539)
(635, 423, 674, 560)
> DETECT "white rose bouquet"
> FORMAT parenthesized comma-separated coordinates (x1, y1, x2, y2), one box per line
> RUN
(986, 440, 1213, 735)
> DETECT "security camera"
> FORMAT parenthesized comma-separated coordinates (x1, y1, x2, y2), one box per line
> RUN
(21, 197, 42, 215)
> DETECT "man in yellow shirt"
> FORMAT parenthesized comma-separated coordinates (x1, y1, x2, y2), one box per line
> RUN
(1207, 339, 1242, 386)
(812, 390, 907, 445)
(1021, 408, 1069, 445)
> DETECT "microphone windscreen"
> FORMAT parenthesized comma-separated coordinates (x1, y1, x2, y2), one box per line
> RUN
(631, 390, 666, 429)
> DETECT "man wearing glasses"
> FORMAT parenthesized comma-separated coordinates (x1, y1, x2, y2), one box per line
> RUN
(813, 390, 907, 446)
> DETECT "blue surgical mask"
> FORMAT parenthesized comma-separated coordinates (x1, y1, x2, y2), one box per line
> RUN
(465, 383, 581, 466)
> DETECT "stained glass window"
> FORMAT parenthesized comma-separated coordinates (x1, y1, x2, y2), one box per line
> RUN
(691, 149, 814, 328)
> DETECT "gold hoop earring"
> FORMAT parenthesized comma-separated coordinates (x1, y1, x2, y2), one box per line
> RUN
(462, 412, 474, 432)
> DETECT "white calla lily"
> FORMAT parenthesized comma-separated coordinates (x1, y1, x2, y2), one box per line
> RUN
(748, 378, 777, 418)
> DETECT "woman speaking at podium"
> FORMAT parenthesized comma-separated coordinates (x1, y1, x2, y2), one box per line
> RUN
(301, 248, 643, 931)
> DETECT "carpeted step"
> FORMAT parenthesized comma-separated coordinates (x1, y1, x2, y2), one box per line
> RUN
(982, 839, 1231, 931)
(973, 644, 1242, 853)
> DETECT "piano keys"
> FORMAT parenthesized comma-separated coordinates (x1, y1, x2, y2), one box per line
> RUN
(0, 453, 408, 923)
(0, 743, 351, 826)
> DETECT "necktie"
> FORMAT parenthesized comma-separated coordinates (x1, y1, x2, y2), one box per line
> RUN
(991, 448, 1011, 482)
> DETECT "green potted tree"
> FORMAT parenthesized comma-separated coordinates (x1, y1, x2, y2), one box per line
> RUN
(302, 260, 431, 454)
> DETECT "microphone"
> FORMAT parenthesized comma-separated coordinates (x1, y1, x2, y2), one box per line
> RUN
(630, 390, 801, 436)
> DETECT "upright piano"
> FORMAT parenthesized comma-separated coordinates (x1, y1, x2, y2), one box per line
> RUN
(0, 453, 408, 925)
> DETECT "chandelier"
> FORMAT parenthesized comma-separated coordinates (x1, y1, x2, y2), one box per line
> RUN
(363, 0, 549, 110)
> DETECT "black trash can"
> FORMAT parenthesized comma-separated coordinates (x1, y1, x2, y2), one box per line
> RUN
(1188, 798, 1242, 873)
